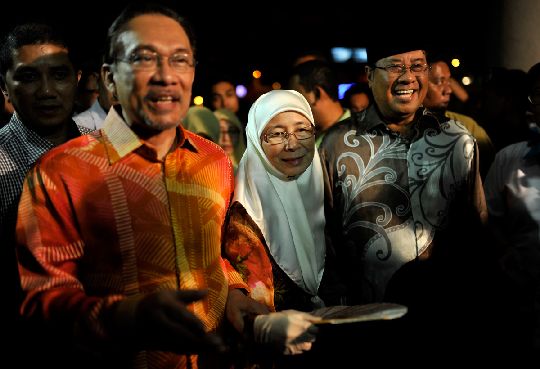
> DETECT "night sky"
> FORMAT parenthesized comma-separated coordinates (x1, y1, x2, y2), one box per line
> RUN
(2, 0, 497, 100)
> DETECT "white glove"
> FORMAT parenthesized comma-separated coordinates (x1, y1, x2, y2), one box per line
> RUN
(253, 310, 321, 355)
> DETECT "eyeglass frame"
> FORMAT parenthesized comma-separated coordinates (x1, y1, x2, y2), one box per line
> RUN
(528, 94, 540, 106)
(373, 63, 430, 76)
(115, 48, 197, 72)
(263, 126, 316, 145)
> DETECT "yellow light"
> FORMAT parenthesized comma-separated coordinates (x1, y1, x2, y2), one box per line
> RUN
(461, 76, 472, 86)
(193, 96, 204, 106)
(272, 82, 281, 90)
(451, 58, 460, 68)
(252, 70, 262, 79)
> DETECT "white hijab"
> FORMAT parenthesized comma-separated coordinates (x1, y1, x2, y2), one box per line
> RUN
(234, 89, 325, 297)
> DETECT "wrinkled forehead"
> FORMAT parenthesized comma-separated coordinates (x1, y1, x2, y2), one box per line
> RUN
(115, 14, 192, 56)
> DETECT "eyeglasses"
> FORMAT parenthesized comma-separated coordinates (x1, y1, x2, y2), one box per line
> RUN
(528, 94, 540, 106)
(116, 49, 197, 72)
(263, 126, 315, 145)
(374, 63, 429, 76)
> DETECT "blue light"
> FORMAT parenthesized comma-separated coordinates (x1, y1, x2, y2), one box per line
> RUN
(338, 83, 354, 100)
(331, 47, 353, 63)
(353, 48, 367, 63)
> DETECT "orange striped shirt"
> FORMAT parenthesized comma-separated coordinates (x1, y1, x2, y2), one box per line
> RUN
(16, 107, 247, 369)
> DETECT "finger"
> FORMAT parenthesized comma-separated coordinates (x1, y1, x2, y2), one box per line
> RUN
(162, 302, 208, 336)
(284, 342, 312, 355)
(166, 320, 225, 353)
(294, 312, 322, 322)
(227, 309, 244, 333)
(297, 342, 313, 352)
(306, 324, 319, 336)
(244, 300, 270, 315)
(175, 289, 208, 303)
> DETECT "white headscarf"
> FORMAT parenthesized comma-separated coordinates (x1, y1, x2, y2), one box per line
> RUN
(234, 90, 325, 297)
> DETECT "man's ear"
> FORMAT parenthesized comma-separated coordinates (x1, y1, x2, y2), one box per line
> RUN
(76, 69, 82, 84)
(366, 66, 374, 88)
(314, 85, 321, 100)
(101, 64, 117, 100)
(0, 76, 9, 101)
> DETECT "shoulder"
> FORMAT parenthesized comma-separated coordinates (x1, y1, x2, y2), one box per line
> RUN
(445, 110, 484, 132)
(320, 115, 360, 148)
(0, 122, 15, 146)
(186, 129, 229, 160)
(183, 129, 234, 183)
(37, 134, 96, 168)
(495, 141, 529, 161)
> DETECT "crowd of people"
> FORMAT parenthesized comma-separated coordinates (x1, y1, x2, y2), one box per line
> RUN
(0, 2, 539, 369)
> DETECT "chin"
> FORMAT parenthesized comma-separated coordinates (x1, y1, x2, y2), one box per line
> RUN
(143, 117, 181, 131)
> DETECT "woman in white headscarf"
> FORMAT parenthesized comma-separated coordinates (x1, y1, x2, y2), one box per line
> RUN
(224, 89, 326, 312)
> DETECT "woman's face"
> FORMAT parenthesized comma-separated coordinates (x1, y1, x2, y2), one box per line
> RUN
(218, 118, 239, 156)
(261, 111, 315, 177)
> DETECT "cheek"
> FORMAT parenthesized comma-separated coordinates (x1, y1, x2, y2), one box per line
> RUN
(262, 144, 280, 164)
(304, 146, 315, 165)
(59, 81, 78, 97)
(418, 82, 429, 100)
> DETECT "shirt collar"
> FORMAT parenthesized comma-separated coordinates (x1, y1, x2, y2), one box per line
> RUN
(101, 105, 198, 165)
(358, 105, 442, 138)
(10, 113, 54, 147)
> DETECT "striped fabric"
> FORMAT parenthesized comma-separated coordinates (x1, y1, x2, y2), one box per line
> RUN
(0, 113, 91, 237)
(17, 107, 246, 369)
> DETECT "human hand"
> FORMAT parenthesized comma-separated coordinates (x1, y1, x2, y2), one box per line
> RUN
(225, 288, 270, 333)
(113, 289, 225, 354)
(253, 310, 322, 355)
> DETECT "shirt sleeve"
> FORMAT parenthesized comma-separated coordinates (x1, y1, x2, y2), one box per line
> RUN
(16, 160, 124, 346)
(222, 203, 275, 310)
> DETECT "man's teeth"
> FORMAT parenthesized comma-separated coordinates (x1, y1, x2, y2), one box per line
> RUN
(396, 90, 413, 95)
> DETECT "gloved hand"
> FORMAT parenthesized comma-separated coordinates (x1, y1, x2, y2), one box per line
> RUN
(253, 310, 321, 355)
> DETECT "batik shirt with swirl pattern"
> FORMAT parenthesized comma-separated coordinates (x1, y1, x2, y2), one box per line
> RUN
(319, 106, 487, 304)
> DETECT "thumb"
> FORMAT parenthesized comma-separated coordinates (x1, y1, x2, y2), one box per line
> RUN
(175, 289, 208, 304)
(244, 300, 270, 315)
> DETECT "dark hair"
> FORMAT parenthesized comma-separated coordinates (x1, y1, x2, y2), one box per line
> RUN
(0, 23, 70, 78)
(290, 59, 339, 101)
(527, 62, 540, 95)
(342, 82, 372, 109)
(104, 2, 196, 64)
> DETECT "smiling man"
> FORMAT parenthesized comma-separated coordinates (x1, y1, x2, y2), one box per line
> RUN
(14, 4, 272, 369)
(0, 23, 91, 368)
(318, 44, 489, 357)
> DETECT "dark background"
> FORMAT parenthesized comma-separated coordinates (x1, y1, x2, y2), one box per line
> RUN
(1, 0, 501, 101)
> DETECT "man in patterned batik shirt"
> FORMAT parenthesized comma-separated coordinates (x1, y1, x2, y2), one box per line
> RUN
(14, 4, 319, 369)
(318, 44, 490, 360)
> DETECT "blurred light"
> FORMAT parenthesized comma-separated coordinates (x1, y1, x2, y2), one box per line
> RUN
(272, 82, 281, 90)
(451, 58, 460, 68)
(353, 48, 367, 63)
(193, 96, 203, 106)
(331, 47, 352, 63)
(461, 76, 472, 86)
(236, 84, 247, 98)
(338, 83, 354, 100)
(252, 70, 262, 79)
